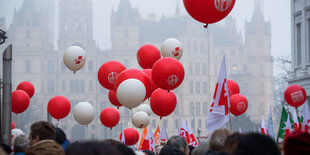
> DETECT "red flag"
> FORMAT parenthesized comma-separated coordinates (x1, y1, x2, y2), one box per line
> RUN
(186, 122, 198, 147)
(179, 119, 190, 143)
(154, 126, 160, 144)
(206, 56, 229, 135)
(138, 127, 148, 150)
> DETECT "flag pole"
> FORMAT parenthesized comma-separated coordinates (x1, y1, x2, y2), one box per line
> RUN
(228, 109, 233, 132)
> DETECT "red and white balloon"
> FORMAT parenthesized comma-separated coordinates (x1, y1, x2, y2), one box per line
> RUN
(63, 46, 86, 73)
(229, 94, 248, 116)
(137, 44, 161, 69)
(98, 61, 126, 90)
(284, 85, 307, 108)
(132, 111, 150, 129)
(161, 38, 183, 60)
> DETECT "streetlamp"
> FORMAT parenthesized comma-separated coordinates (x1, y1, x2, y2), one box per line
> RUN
(0, 29, 7, 45)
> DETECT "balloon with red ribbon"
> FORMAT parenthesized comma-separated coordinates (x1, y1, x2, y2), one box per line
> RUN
(98, 61, 126, 90)
(142, 69, 159, 98)
(137, 44, 161, 69)
(227, 79, 240, 97)
(152, 57, 184, 90)
(108, 90, 122, 108)
(183, 0, 236, 25)
(229, 94, 248, 116)
(47, 96, 71, 120)
(284, 85, 307, 108)
(100, 107, 120, 128)
(16, 81, 35, 98)
(150, 88, 177, 118)
(120, 128, 140, 145)
(12, 90, 30, 114)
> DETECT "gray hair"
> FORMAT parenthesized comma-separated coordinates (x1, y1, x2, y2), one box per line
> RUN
(191, 141, 209, 155)
(166, 135, 188, 153)
(13, 134, 29, 153)
(208, 128, 230, 151)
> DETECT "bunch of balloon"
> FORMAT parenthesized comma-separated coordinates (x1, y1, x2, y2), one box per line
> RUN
(47, 96, 71, 120)
(284, 85, 307, 114)
(161, 38, 183, 60)
(100, 107, 120, 129)
(114, 69, 151, 109)
(150, 88, 177, 119)
(63, 46, 86, 73)
(132, 111, 150, 129)
(73, 102, 95, 126)
(135, 103, 152, 116)
(120, 128, 140, 145)
(12, 81, 35, 114)
(183, 0, 236, 27)
(229, 94, 248, 116)
(137, 44, 161, 69)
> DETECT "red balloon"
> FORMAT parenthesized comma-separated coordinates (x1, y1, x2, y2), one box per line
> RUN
(100, 107, 120, 128)
(152, 57, 184, 90)
(98, 61, 126, 90)
(47, 96, 71, 120)
(227, 79, 240, 97)
(284, 85, 307, 108)
(229, 94, 248, 116)
(137, 44, 161, 69)
(114, 69, 151, 100)
(150, 88, 177, 118)
(11, 122, 15, 129)
(12, 90, 30, 114)
(108, 90, 122, 108)
(142, 69, 159, 98)
(183, 0, 236, 24)
(120, 128, 140, 145)
(16, 81, 35, 98)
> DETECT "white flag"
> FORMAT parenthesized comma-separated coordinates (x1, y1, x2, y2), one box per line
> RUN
(293, 109, 299, 130)
(302, 101, 310, 133)
(267, 106, 275, 140)
(186, 122, 198, 147)
(179, 119, 190, 143)
(121, 130, 126, 144)
(141, 126, 155, 151)
(261, 115, 268, 135)
(206, 56, 230, 135)
(159, 124, 168, 142)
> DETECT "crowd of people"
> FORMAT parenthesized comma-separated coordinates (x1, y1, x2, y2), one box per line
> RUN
(1, 121, 310, 155)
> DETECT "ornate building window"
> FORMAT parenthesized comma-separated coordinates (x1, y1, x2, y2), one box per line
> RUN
(189, 81, 194, 94)
(196, 81, 200, 94)
(64, 21, 68, 32)
(48, 80, 54, 94)
(203, 102, 208, 115)
(195, 63, 200, 75)
(190, 102, 195, 115)
(61, 80, 66, 91)
(80, 80, 85, 93)
(191, 119, 195, 130)
(202, 63, 207, 75)
(70, 80, 74, 93)
(88, 61, 94, 72)
(189, 63, 193, 74)
(296, 23, 301, 66)
(84, 21, 88, 33)
(72, 20, 80, 31)
(25, 60, 31, 73)
(48, 60, 54, 74)
(175, 119, 179, 129)
(196, 102, 201, 116)
(88, 80, 93, 91)
(75, 80, 80, 93)
(198, 119, 202, 129)
(61, 61, 66, 72)
(203, 81, 207, 94)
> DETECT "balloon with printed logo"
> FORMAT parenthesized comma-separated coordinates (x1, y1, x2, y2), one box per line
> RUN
(161, 38, 183, 60)
(135, 103, 152, 116)
(227, 79, 240, 97)
(150, 88, 177, 118)
(152, 57, 184, 90)
(48, 96, 71, 120)
(12, 90, 30, 114)
(73, 102, 95, 125)
(229, 94, 248, 116)
(98, 61, 126, 90)
(100, 107, 120, 128)
(108, 90, 122, 108)
(115, 69, 151, 100)
(137, 44, 161, 69)
(16, 81, 35, 98)
(284, 85, 307, 108)
(142, 69, 159, 98)
(183, 0, 236, 25)
(63, 46, 86, 73)
(120, 128, 140, 145)
(132, 111, 150, 128)
(116, 79, 146, 109)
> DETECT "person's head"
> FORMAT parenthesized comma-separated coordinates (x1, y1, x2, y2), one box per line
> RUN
(283, 131, 310, 155)
(191, 141, 208, 155)
(103, 139, 121, 146)
(208, 129, 230, 151)
(13, 134, 29, 153)
(224, 132, 242, 154)
(143, 149, 155, 155)
(11, 128, 24, 146)
(66, 141, 121, 155)
(155, 145, 164, 155)
(55, 127, 67, 145)
(160, 146, 185, 155)
(234, 133, 280, 155)
(29, 121, 56, 146)
(166, 136, 188, 155)
(0, 143, 12, 154)
(116, 143, 135, 155)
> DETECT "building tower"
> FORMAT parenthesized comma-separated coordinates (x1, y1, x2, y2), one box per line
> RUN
(111, 0, 140, 52)
(57, 0, 96, 51)
(245, 0, 273, 121)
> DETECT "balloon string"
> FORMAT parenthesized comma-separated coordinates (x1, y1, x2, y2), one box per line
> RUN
(204, 24, 209, 28)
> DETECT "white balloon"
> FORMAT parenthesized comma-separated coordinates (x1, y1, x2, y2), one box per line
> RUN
(135, 104, 152, 116)
(73, 102, 95, 125)
(63, 46, 86, 73)
(116, 79, 146, 109)
(161, 38, 183, 60)
(132, 111, 150, 128)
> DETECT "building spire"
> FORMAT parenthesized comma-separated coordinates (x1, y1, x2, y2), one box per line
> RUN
(175, 0, 180, 15)
(255, 0, 263, 11)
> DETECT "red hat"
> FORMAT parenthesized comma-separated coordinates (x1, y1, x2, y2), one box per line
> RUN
(283, 131, 310, 155)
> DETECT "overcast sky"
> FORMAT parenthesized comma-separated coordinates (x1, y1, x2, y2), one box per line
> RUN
(0, 0, 291, 57)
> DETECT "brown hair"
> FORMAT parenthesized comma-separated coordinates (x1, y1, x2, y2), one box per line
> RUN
(30, 121, 56, 141)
